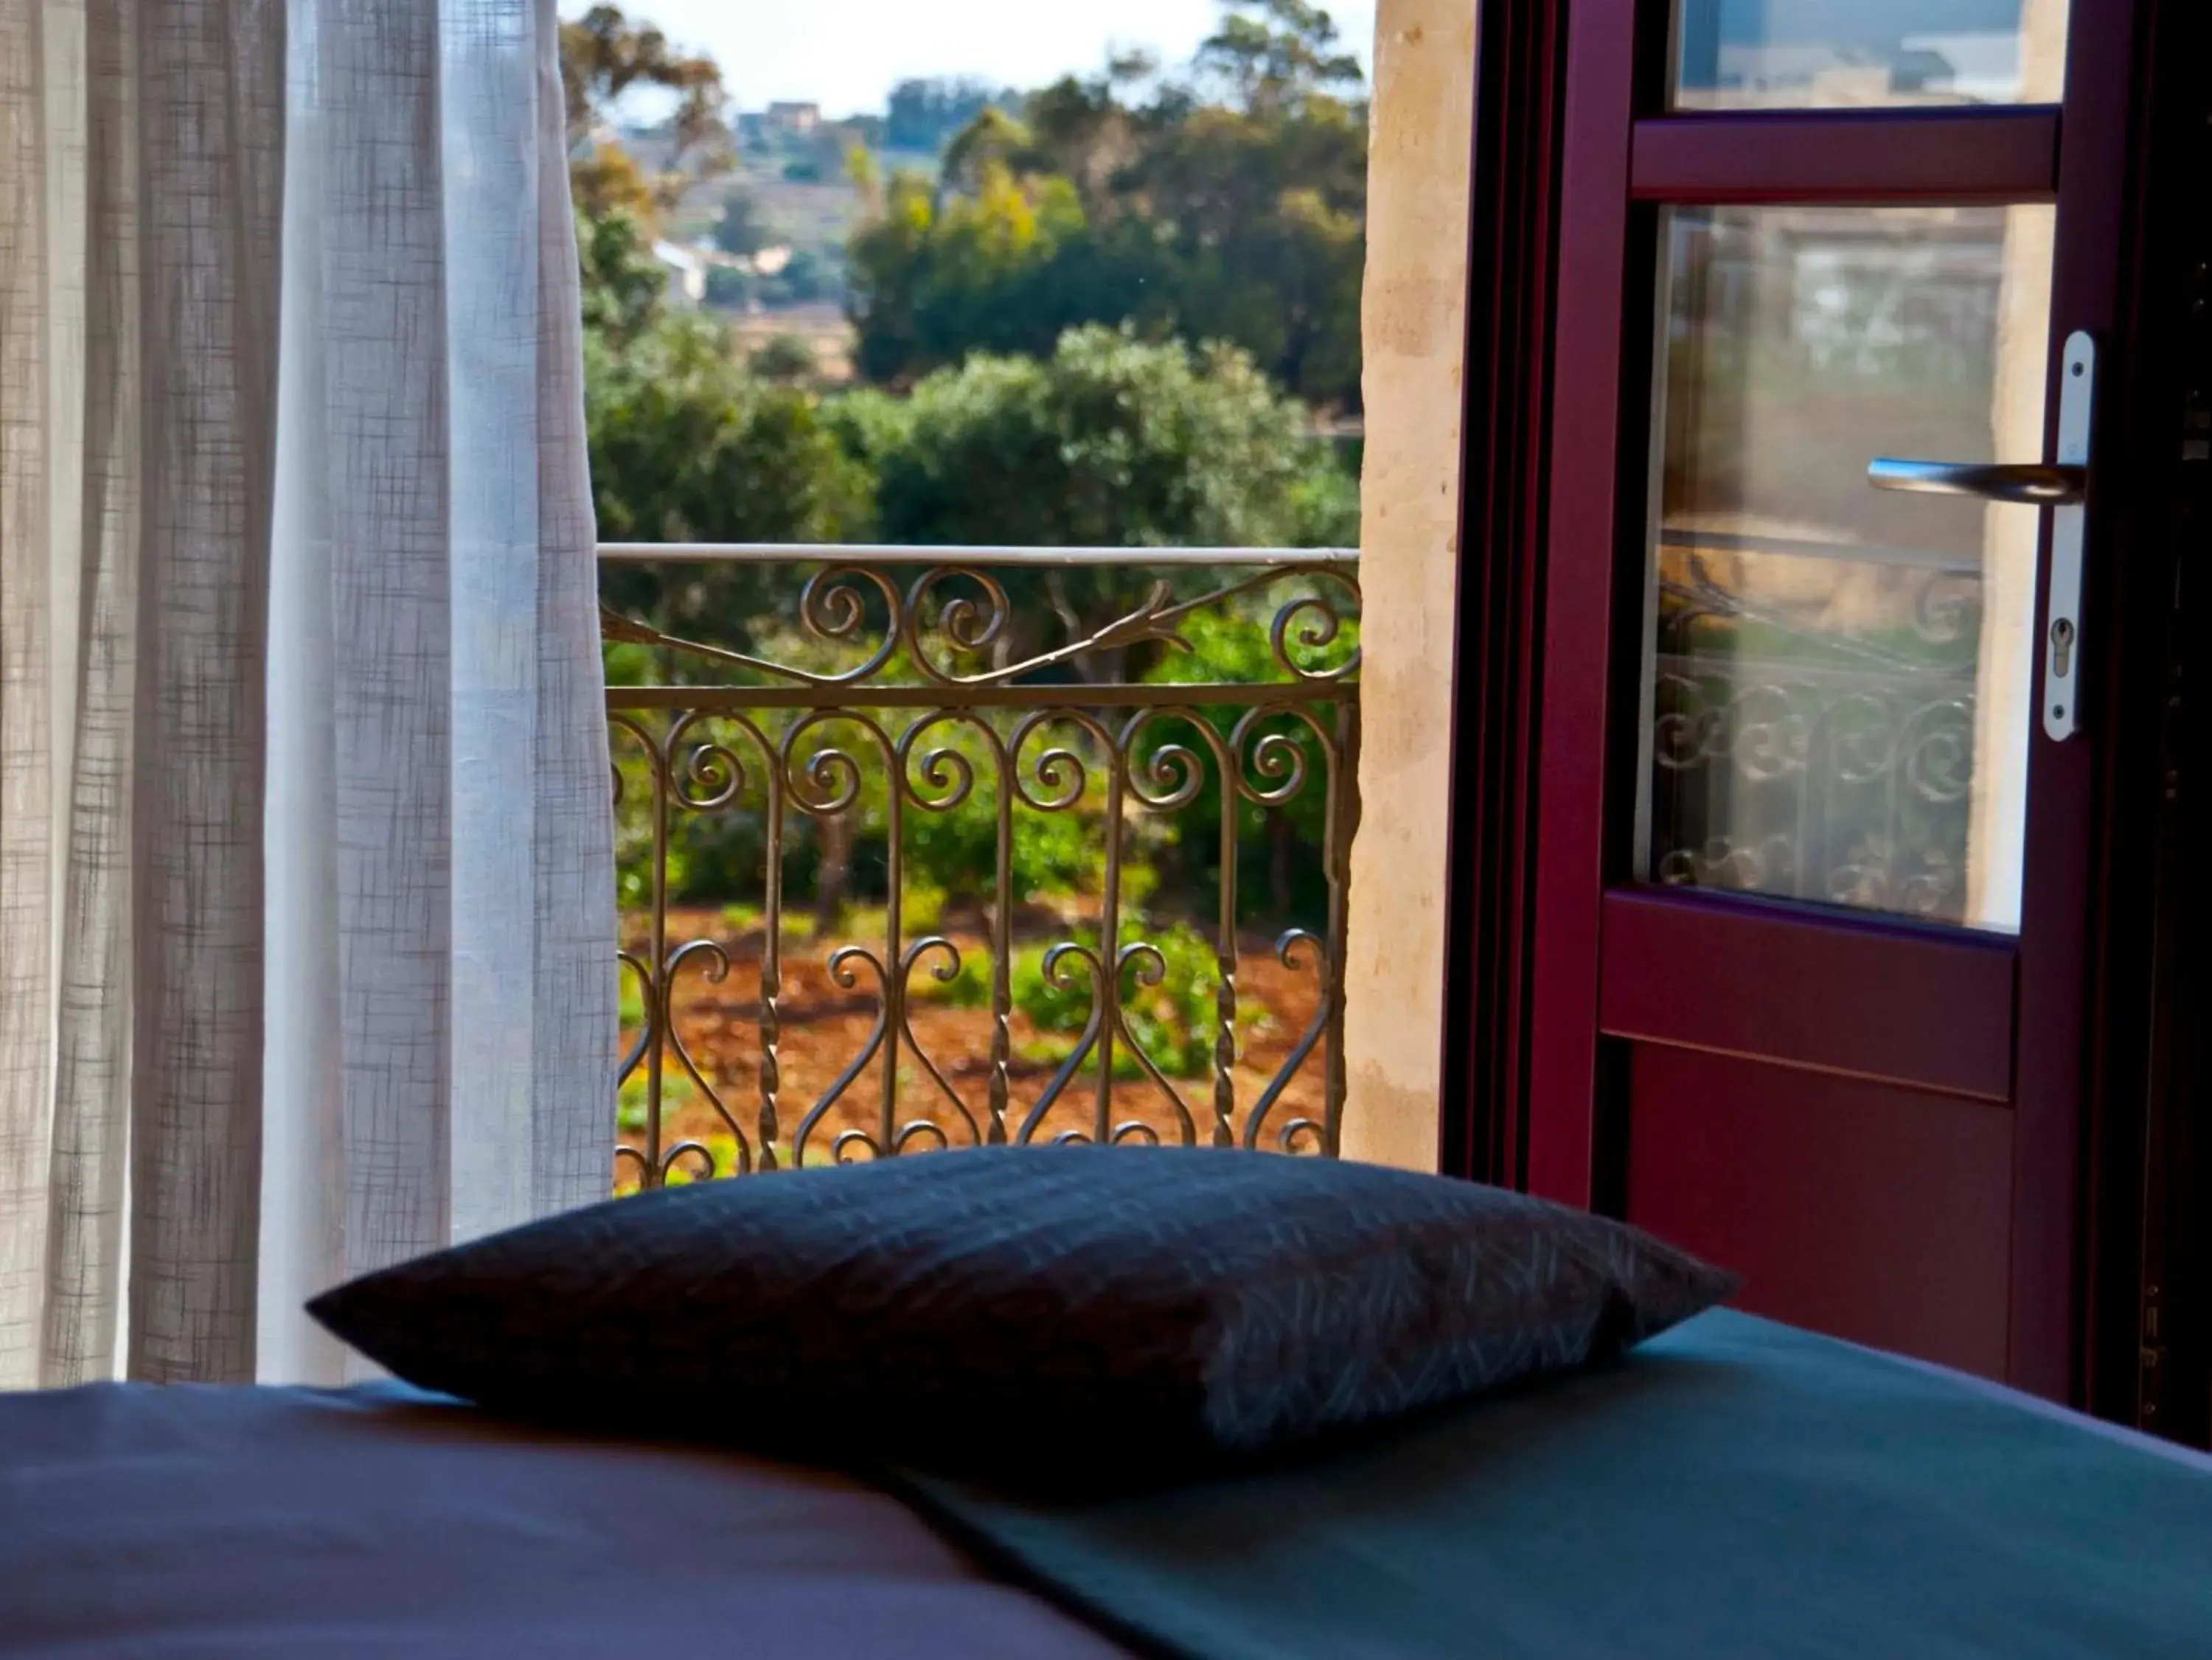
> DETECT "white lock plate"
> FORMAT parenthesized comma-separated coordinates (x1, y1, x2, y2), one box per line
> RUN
(2044, 332, 2096, 743)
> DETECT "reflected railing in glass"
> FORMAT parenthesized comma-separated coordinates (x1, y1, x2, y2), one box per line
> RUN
(1638, 204, 2056, 931)
(599, 545, 1360, 1190)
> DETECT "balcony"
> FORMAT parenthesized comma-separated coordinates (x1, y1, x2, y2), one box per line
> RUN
(600, 543, 1361, 1188)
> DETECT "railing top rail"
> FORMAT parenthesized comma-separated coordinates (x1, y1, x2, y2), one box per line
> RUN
(596, 542, 1359, 568)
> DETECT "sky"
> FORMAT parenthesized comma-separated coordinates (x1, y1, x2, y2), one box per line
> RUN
(568, 1, 1380, 119)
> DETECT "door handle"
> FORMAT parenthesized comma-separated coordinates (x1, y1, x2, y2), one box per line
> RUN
(1865, 460, 2084, 505)
(1866, 331, 2097, 742)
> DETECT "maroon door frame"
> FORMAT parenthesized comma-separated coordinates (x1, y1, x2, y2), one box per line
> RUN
(1532, 0, 2139, 1402)
(1438, 0, 1570, 1190)
(2101, 0, 2212, 1443)
(1438, 0, 2166, 1407)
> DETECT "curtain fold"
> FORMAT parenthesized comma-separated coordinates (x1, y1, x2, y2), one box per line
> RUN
(1, 0, 615, 1391)
(260, 0, 615, 1383)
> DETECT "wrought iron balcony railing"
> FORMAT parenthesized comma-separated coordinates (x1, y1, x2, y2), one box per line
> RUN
(599, 544, 1360, 1189)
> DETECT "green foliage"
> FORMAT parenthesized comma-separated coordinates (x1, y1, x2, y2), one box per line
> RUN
(577, 8, 1364, 935)
(928, 944, 995, 1009)
(1138, 606, 1357, 929)
(595, 321, 1354, 916)
(875, 325, 1349, 549)
(616, 1068, 695, 1135)
(712, 190, 774, 257)
(578, 209, 669, 352)
(560, 5, 731, 219)
(1193, 0, 1365, 114)
(766, 248, 835, 306)
(846, 2, 1367, 410)
(749, 333, 820, 383)
(701, 265, 752, 310)
(846, 162, 1099, 386)
(886, 77, 1017, 153)
(585, 297, 874, 647)
(1014, 921, 1221, 1078)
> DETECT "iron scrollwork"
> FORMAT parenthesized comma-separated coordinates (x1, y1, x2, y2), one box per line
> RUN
(1648, 544, 1987, 923)
(607, 554, 1360, 1188)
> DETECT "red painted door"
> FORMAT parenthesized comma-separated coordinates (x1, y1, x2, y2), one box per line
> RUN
(1525, 0, 2142, 1398)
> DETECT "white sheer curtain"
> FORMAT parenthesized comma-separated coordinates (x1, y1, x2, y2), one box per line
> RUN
(0, 0, 615, 1391)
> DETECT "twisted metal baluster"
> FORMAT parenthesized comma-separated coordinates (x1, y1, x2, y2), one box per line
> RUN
(644, 718, 672, 1187)
(1322, 697, 1358, 1157)
(1228, 702, 1337, 1152)
(1212, 721, 1240, 1148)
(880, 730, 903, 1154)
(608, 714, 660, 1190)
(1093, 733, 1127, 1145)
(988, 734, 1013, 1144)
(759, 744, 784, 1170)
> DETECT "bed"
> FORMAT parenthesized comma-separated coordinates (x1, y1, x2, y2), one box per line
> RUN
(7, 1309, 2212, 1659)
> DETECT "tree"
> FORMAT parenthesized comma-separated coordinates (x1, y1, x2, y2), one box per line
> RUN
(577, 208, 670, 352)
(560, 4, 731, 220)
(939, 106, 1037, 196)
(846, 161, 1105, 386)
(765, 249, 835, 307)
(1018, 60, 1152, 204)
(711, 191, 774, 257)
(875, 324, 1353, 551)
(577, 192, 870, 638)
(844, 4, 1368, 410)
(1193, 0, 1364, 116)
(588, 321, 871, 548)
(872, 327, 1357, 928)
(749, 334, 819, 383)
(885, 77, 1015, 153)
(702, 265, 755, 311)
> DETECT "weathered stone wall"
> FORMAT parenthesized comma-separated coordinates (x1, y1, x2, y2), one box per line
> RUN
(1341, 0, 1477, 1170)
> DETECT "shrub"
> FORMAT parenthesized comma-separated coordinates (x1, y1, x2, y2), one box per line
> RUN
(1013, 920, 1220, 1078)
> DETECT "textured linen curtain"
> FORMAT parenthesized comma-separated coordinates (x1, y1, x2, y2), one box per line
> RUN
(0, 0, 615, 1391)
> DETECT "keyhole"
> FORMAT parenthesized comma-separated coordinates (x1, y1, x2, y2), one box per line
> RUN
(2051, 616, 2076, 677)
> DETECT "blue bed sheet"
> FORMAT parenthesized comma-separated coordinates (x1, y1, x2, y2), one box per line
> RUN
(901, 1310, 2212, 1659)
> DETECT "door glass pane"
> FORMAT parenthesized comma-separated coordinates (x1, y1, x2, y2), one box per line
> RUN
(1638, 204, 2055, 932)
(1672, 0, 2069, 110)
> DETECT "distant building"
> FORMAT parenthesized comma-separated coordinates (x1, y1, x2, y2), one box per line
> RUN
(651, 240, 706, 307)
(1897, 32, 2025, 103)
(765, 102, 821, 136)
(695, 245, 793, 279)
(1696, 31, 2024, 108)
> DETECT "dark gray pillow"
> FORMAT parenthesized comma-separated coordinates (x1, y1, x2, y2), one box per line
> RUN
(309, 1146, 1736, 1480)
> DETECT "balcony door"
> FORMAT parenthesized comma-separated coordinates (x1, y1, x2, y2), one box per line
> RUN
(1523, 0, 2141, 1396)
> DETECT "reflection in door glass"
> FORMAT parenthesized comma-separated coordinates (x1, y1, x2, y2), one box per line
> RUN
(1638, 205, 2055, 932)
(1672, 0, 2068, 110)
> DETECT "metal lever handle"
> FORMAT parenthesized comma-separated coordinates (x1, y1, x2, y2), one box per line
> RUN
(1866, 459, 2087, 506)
(1865, 331, 2097, 743)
